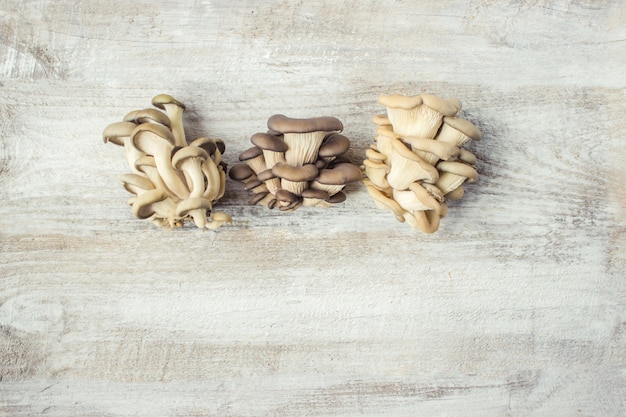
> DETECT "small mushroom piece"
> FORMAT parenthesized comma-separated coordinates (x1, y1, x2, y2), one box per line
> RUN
(411, 208, 445, 234)
(378, 94, 459, 139)
(386, 139, 439, 190)
(365, 148, 387, 164)
(239, 146, 267, 175)
(435, 161, 478, 195)
(151, 94, 187, 147)
(267, 114, 343, 166)
(318, 133, 350, 167)
(250, 132, 287, 169)
(275, 189, 300, 208)
(435, 116, 482, 147)
(123, 108, 171, 128)
(206, 211, 233, 230)
(271, 163, 319, 196)
(311, 162, 362, 196)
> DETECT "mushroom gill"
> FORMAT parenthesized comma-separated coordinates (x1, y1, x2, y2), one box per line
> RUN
(362, 92, 482, 233)
(230, 114, 360, 211)
(103, 94, 232, 229)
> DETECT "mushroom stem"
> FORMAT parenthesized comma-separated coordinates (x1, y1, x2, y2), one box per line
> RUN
(152, 94, 187, 147)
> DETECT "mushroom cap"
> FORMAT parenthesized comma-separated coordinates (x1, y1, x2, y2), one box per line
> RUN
(442, 116, 482, 141)
(326, 191, 347, 204)
(228, 164, 254, 181)
(171, 146, 209, 169)
(257, 168, 277, 182)
(379, 93, 458, 116)
(238, 146, 264, 162)
(267, 114, 343, 134)
(271, 163, 319, 182)
(132, 188, 169, 219)
(301, 188, 329, 200)
(275, 189, 299, 203)
(250, 132, 288, 152)
(318, 133, 350, 158)
(189, 137, 219, 155)
(131, 123, 177, 153)
(249, 191, 269, 205)
(436, 161, 478, 181)
(244, 179, 264, 191)
(151, 94, 185, 110)
(420, 94, 460, 116)
(315, 162, 362, 185)
(120, 173, 154, 195)
(103, 121, 137, 145)
(379, 94, 423, 109)
(123, 108, 171, 127)
(175, 197, 212, 218)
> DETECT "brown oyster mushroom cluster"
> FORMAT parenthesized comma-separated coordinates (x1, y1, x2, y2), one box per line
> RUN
(103, 94, 231, 229)
(363, 93, 482, 233)
(230, 115, 362, 211)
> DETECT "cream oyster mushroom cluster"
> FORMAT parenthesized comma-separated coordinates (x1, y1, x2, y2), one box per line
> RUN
(363, 93, 482, 233)
(103, 94, 231, 229)
(230, 115, 362, 211)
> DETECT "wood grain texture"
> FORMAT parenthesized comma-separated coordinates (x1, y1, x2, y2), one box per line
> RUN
(0, 0, 624, 416)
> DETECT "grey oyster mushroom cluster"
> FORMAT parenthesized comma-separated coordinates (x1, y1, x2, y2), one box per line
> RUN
(230, 114, 362, 211)
(103, 94, 232, 229)
(363, 93, 482, 233)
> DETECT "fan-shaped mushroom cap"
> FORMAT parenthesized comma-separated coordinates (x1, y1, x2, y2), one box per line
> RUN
(301, 188, 330, 206)
(189, 137, 218, 157)
(120, 173, 154, 195)
(103, 121, 137, 146)
(314, 162, 362, 185)
(326, 191, 346, 204)
(364, 183, 406, 222)
(379, 93, 459, 139)
(175, 197, 212, 219)
(402, 135, 460, 165)
(131, 123, 176, 149)
(267, 114, 343, 134)
(271, 163, 319, 182)
(131, 188, 172, 220)
(275, 189, 300, 204)
(251, 132, 288, 152)
(363, 159, 390, 191)
(151, 94, 186, 110)
(239, 146, 266, 174)
(386, 139, 439, 189)
(440, 116, 482, 142)
(435, 161, 479, 195)
(229, 164, 255, 181)
(318, 133, 350, 158)
(123, 108, 171, 127)
(171, 146, 209, 170)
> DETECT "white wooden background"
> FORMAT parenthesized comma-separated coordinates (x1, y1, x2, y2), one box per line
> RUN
(1, 1, 625, 416)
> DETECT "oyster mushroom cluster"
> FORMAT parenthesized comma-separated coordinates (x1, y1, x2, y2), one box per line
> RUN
(363, 93, 482, 233)
(103, 94, 231, 229)
(230, 115, 362, 211)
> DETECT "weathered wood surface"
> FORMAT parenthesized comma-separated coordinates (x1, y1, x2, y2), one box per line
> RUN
(0, 1, 624, 416)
